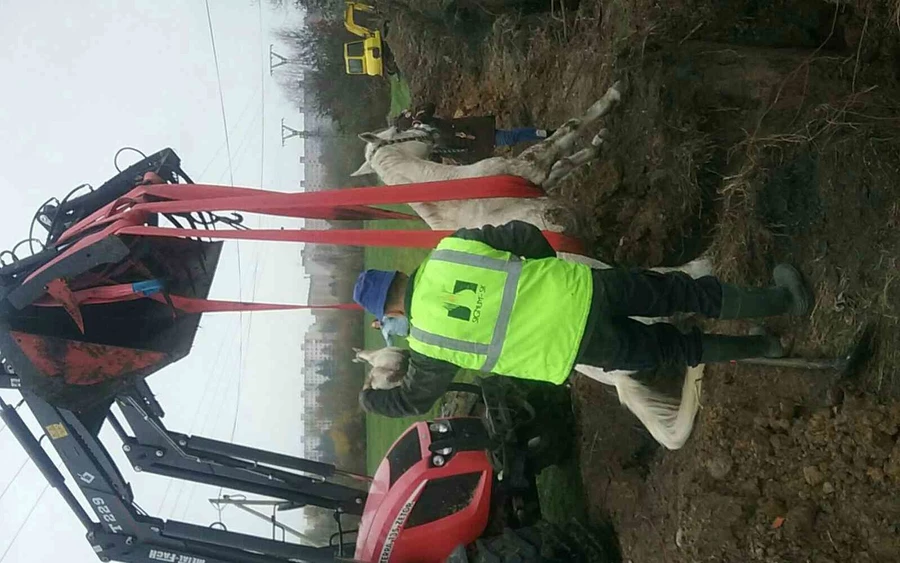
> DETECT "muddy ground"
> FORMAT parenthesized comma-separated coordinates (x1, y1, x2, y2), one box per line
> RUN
(385, 0, 900, 561)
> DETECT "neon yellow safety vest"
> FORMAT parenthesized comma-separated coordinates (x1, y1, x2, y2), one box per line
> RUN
(407, 237, 593, 384)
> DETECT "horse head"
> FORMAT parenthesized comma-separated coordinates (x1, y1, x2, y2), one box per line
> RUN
(350, 125, 436, 177)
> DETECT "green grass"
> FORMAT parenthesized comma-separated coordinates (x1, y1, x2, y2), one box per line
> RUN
(387, 73, 412, 120)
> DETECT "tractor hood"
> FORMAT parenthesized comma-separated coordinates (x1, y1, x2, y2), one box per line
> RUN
(355, 419, 493, 563)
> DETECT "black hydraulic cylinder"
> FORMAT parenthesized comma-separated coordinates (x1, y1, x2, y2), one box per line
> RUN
(0, 397, 94, 530)
(187, 436, 337, 477)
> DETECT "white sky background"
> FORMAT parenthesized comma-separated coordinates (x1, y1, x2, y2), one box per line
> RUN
(0, 2, 331, 562)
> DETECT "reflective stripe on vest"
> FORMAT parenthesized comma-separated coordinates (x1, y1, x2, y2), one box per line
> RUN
(408, 248, 521, 372)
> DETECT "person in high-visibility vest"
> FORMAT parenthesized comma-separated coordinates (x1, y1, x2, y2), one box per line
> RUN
(353, 220, 812, 418)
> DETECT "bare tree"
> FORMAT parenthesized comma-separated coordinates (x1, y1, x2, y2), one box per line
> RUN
(275, 19, 388, 132)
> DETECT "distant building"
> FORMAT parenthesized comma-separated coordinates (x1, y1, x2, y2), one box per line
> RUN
(299, 107, 333, 192)
(298, 214, 364, 462)
(303, 331, 334, 363)
(293, 81, 367, 463)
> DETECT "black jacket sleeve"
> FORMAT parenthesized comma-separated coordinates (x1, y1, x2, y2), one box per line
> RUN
(451, 220, 557, 259)
(359, 351, 459, 417)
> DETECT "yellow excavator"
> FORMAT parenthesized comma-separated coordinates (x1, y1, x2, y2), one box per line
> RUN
(343, 2, 396, 77)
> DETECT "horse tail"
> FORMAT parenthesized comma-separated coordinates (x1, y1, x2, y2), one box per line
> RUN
(574, 365, 703, 451)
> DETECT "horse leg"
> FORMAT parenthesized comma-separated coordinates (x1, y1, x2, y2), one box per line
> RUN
(581, 80, 625, 124)
(516, 117, 583, 180)
(542, 130, 608, 191)
(520, 81, 625, 176)
(576, 364, 703, 450)
(653, 257, 714, 279)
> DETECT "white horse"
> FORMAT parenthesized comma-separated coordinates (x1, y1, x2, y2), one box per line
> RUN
(350, 82, 706, 450)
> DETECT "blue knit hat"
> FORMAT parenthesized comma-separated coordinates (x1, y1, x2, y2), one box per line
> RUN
(353, 270, 398, 319)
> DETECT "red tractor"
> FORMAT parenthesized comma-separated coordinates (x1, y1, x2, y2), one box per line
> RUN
(355, 418, 494, 562)
(0, 148, 614, 563)
(352, 379, 612, 563)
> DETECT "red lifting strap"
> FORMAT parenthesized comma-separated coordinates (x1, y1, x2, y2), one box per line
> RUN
(138, 175, 546, 212)
(32, 177, 586, 292)
(116, 225, 585, 254)
(55, 176, 547, 246)
(34, 283, 361, 314)
(27, 176, 588, 329)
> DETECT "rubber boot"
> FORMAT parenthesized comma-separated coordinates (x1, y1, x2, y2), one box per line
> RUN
(773, 264, 813, 316)
(718, 264, 813, 319)
(700, 333, 785, 363)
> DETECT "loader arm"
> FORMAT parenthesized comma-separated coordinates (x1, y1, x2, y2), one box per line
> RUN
(343, 1, 377, 37)
(0, 372, 363, 563)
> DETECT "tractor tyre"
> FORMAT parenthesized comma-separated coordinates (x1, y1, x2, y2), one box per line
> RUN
(470, 521, 617, 563)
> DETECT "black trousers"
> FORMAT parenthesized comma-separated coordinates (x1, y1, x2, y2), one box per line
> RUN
(575, 269, 723, 371)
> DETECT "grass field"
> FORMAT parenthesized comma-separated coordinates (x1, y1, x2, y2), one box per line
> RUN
(387, 73, 411, 120)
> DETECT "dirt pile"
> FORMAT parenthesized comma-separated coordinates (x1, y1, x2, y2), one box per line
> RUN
(576, 372, 900, 563)
(383, 0, 900, 560)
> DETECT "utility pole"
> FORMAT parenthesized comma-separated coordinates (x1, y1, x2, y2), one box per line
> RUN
(281, 118, 308, 146)
(269, 44, 290, 75)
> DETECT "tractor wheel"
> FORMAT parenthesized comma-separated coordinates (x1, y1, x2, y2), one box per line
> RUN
(518, 382, 575, 470)
(523, 428, 571, 472)
(470, 521, 616, 563)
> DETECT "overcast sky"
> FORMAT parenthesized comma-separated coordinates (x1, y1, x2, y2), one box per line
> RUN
(0, 2, 327, 562)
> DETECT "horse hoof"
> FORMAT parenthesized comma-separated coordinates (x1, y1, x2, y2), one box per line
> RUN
(592, 129, 609, 146)
(550, 157, 573, 173)
(545, 159, 574, 190)
(562, 118, 580, 130)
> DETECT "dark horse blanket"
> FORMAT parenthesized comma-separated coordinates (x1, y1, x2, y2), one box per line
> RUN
(394, 103, 496, 164)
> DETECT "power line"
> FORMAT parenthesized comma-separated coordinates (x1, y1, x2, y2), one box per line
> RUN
(209, 3, 269, 519)
(0, 485, 49, 563)
(230, 249, 244, 446)
(204, 0, 234, 187)
(0, 397, 24, 438)
(214, 111, 263, 185)
(194, 0, 269, 526)
(155, 321, 239, 515)
(217, 261, 246, 515)
(258, 0, 266, 191)
(204, 0, 243, 445)
(164, 324, 241, 520)
(227, 0, 269, 446)
(170, 323, 243, 522)
(196, 86, 263, 181)
(0, 457, 30, 504)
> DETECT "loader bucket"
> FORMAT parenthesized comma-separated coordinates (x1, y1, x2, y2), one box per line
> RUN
(0, 148, 223, 415)
(0, 235, 222, 413)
